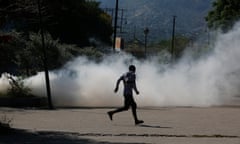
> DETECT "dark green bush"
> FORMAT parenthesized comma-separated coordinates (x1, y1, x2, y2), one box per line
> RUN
(6, 75, 32, 98)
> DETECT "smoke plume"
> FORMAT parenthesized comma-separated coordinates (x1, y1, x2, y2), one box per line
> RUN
(2, 23, 240, 107)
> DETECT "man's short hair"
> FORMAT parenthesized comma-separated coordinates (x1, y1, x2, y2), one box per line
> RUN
(129, 65, 136, 72)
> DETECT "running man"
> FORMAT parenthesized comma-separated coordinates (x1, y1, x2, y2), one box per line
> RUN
(107, 65, 144, 125)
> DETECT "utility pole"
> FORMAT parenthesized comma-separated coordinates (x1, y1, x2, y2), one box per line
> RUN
(119, 8, 127, 33)
(144, 27, 149, 58)
(206, 27, 210, 46)
(113, 0, 119, 51)
(37, 0, 54, 109)
(171, 16, 176, 61)
(120, 8, 124, 33)
(104, 2, 127, 51)
(133, 25, 136, 40)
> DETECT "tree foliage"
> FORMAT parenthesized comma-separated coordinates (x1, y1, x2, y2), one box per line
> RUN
(206, 0, 240, 32)
(0, 0, 112, 46)
(150, 35, 191, 59)
(0, 0, 111, 76)
(0, 30, 104, 76)
(0, 31, 26, 74)
(6, 75, 32, 98)
(125, 35, 192, 60)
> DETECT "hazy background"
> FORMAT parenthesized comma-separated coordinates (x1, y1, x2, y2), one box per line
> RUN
(0, 0, 240, 108)
(17, 22, 240, 107)
(97, 0, 214, 42)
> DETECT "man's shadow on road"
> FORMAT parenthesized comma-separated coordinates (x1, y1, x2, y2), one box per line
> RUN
(138, 124, 172, 129)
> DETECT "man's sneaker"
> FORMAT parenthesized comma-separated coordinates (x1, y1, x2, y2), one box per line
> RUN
(107, 112, 113, 121)
(135, 120, 144, 125)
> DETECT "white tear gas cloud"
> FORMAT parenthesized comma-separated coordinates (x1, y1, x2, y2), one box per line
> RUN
(0, 73, 11, 93)
(2, 23, 240, 107)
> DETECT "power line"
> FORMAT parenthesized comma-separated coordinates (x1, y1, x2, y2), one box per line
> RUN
(103, 1, 127, 51)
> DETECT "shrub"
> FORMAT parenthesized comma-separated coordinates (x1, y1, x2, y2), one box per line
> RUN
(6, 75, 32, 98)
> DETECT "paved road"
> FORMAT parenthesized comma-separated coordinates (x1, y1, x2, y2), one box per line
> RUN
(0, 106, 240, 144)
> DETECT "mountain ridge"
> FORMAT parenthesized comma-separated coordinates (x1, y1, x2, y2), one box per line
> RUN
(97, 0, 214, 42)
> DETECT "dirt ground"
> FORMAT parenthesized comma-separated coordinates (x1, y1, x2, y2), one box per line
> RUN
(0, 106, 240, 144)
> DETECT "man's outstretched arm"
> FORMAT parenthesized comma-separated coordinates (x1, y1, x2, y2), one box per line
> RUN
(114, 77, 123, 93)
(133, 81, 139, 95)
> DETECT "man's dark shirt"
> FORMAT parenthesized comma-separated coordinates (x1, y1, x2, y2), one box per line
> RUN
(119, 71, 138, 96)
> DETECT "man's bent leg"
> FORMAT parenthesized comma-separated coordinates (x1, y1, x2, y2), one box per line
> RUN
(107, 98, 130, 121)
(131, 101, 138, 121)
(131, 99, 144, 125)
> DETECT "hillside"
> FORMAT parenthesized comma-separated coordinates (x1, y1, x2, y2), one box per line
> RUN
(97, 0, 214, 42)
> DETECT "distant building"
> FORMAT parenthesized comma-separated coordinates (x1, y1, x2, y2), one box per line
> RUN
(115, 37, 124, 51)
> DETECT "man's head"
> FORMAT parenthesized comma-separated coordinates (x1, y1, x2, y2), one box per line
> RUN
(129, 65, 136, 73)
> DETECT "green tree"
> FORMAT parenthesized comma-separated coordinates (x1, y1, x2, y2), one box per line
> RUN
(150, 35, 191, 59)
(174, 35, 191, 58)
(206, 0, 240, 32)
(0, 0, 112, 46)
(21, 32, 80, 73)
(0, 31, 26, 74)
(0, 30, 104, 76)
(45, 0, 112, 46)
